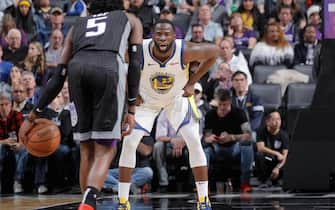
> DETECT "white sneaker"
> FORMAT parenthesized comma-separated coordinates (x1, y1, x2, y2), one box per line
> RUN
(14, 181, 23, 193)
(38, 185, 48, 194)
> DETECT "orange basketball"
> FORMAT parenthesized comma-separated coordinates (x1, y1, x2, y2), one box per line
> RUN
(25, 119, 61, 157)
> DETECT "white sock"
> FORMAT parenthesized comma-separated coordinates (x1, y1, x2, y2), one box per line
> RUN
(118, 182, 131, 202)
(195, 181, 208, 200)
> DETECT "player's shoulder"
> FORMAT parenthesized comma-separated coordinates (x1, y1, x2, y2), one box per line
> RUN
(124, 12, 140, 22)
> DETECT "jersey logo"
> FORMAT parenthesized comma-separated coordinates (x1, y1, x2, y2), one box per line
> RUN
(150, 73, 175, 94)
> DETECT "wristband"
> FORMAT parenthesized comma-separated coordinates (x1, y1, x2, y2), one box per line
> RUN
(128, 111, 135, 115)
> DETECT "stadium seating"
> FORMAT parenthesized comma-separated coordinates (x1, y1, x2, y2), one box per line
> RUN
(253, 65, 287, 83)
(285, 83, 316, 136)
(249, 83, 282, 113)
(293, 64, 313, 83)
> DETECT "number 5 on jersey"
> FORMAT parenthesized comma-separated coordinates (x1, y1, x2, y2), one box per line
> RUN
(85, 15, 108, 37)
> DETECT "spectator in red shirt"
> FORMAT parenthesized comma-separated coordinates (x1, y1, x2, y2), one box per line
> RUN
(0, 91, 25, 193)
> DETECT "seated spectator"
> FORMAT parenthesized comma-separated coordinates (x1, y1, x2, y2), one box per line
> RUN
(47, 93, 77, 188)
(256, 110, 288, 186)
(185, 4, 223, 45)
(45, 29, 63, 69)
(20, 71, 40, 105)
(294, 24, 320, 66)
(269, 0, 306, 29)
(11, 82, 34, 117)
(9, 65, 22, 86)
(211, 37, 252, 85)
(231, 71, 264, 138)
(188, 23, 211, 89)
(38, 7, 68, 46)
(205, 62, 233, 102)
(0, 91, 25, 194)
(33, 0, 53, 42)
(128, 0, 159, 38)
(61, 80, 70, 107)
(203, 88, 253, 193)
(198, 0, 229, 32)
(66, 0, 87, 17)
(20, 41, 47, 86)
(0, 14, 28, 48)
(237, 0, 265, 36)
(306, 5, 321, 40)
(3, 28, 28, 65)
(24, 94, 69, 194)
(14, 0, 37, 41)
(0, 45, 13, 83)
(154, 110, 191, 192)
(159, 8, 184, 39)
(103, 136, 154, 194)
(277, 4, 300, 45)
(249, 22, 294, 69)
(228, 12, 257, 50)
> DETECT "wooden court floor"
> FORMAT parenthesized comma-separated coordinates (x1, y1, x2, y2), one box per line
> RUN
(0, 194, 81, 210)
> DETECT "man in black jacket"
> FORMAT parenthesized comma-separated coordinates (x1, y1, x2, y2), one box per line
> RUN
(294, 24, 320, 66)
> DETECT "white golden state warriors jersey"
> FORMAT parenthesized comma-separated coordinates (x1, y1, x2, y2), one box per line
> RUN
(140, 39, 188, 108)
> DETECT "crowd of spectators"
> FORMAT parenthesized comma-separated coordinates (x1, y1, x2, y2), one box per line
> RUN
(0, 0, 322, 194)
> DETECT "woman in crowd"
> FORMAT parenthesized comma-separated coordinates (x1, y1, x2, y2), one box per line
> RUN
(9, 66, 22, 86)
(14, 0, 37, 41)
(20, 41, 47, 86)
(237, 0, 265, 36)
(228, 12, 257, 50)
(249, 21, 294, 69)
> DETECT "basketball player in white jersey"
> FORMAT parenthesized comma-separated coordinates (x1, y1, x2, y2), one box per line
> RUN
(117, 19, 223, 210)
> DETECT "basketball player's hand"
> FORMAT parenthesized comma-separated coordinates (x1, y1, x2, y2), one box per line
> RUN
(19, 120, 34, 145)
(182, 84, 194, 97)
(122, 113, 135, 137)
(19, 116, 53, 144)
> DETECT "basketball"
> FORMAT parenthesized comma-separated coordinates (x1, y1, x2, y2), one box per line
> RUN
(24, 119, 61, 157)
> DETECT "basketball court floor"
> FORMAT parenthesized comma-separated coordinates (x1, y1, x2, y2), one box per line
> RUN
(2, 190, 335, 210)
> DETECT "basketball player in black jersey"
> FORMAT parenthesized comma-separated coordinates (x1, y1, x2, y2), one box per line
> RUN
(18, 1, 143, 210)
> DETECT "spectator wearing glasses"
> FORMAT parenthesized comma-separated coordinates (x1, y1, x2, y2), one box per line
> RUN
(20, 71, 40, 105)
(3, 28, 28, 65)
(12, 82, 34, 117)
